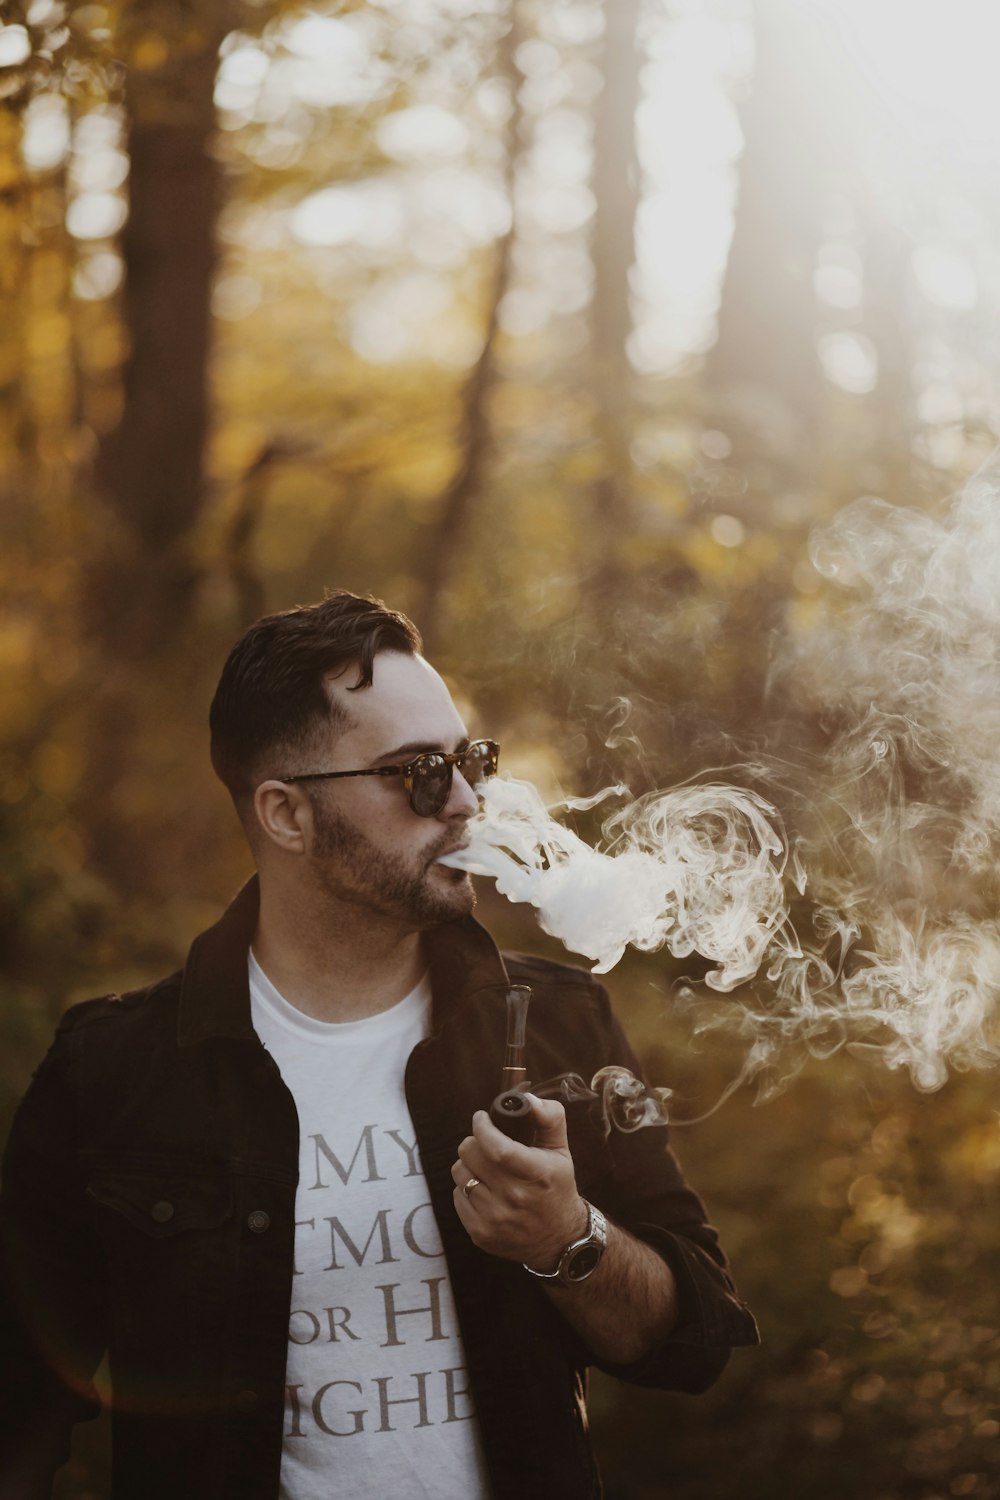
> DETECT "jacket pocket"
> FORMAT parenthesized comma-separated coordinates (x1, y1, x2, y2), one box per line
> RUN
(82, 1162, 235, 1420)
(86, 1165, 233, 1238)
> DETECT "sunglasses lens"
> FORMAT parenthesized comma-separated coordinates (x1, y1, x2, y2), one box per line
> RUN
(408, 743, 499, 816)
(460, 741, 499, 789)
(410, 757, 452, 817)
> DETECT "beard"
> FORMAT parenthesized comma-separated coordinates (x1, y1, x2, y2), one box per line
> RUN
(308, 795, 475, 929)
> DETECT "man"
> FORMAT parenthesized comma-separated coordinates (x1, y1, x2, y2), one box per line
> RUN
(0, 591, 758, 1499)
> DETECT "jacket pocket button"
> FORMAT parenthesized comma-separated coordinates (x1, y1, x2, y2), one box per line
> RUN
(235, 1389, 259, 1410)
(151, 1200, 174, 1224)
(248, 1210, 270, 1233)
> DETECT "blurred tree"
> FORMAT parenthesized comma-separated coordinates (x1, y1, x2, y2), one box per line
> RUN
(89, 3, 227, 653)
(0, 104, 31, 464)
(589, 0, 640, 597)
(415, 1, 519, 655)
(709, 0, 837, 472)
(858, 215, 918, 495)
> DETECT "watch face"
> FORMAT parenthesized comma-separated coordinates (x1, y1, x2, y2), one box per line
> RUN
(567, 1244, 602, 1282)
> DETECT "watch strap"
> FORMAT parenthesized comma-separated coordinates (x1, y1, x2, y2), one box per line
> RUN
(523, 1200, 607, 1286)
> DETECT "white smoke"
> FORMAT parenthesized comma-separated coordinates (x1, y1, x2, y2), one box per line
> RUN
(549, 1065, 675, 1134)
(445, 453, 1000, 1104)
(442, 774, 799, 988)
(767, 453, 1000, 1091)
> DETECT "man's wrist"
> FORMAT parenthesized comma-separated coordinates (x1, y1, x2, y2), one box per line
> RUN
(524, 1197, 590, 1274)
(523, 1199, 607, 1286)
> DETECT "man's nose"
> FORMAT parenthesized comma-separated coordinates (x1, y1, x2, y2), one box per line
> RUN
(440, 766, 479, 820)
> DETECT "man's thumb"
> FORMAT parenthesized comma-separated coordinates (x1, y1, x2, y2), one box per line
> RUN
(525, 1094, 569, 1149)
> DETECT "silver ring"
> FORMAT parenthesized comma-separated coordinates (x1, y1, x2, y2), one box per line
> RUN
(462, 1176, 481, 1200)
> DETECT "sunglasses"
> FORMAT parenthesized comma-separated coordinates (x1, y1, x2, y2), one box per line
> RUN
(279, 738, 500, 818)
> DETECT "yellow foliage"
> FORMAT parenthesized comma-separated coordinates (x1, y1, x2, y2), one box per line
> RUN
(129, 33, 169, 72)
(379, 447, 455, 499)
(682, 526, 742, 581)
(0, 113, 21, 194)
(182, 26, 215, 52)
(786, 593, 823, 635)
(559, 449, 605, 484)
(79, 320, 127, 373)
(0, 239, 25, 318)
(0, 343, 22, 385)
(29, 248, 69, 304)
(34, 742, 78, 798)
(943, 1122, 1000, 1183)
(210, 422, 272, 479)
(26, 311, 71, 361)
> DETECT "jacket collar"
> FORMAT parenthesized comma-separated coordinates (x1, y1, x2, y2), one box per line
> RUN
(177, 875, 512, 1046)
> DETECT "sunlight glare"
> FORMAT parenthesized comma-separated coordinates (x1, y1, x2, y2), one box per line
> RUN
(292, 183, 400, 250)
(21, 94, 70, 173)
(377, 106, 469, 162)
(0, 24, 30, 66)
(632, 2, 749, 374)
(66, 192, 128, 242)
(820, 0, 1000, 145)
(817, 331, 879, 396)
(911, 246, 978, 312)
(634, 0, 1000, 375)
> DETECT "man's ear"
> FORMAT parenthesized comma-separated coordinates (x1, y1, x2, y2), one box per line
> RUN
(254, 780, 312, 854)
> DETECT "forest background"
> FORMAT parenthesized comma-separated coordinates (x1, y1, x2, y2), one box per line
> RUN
(2, 0, 1000, 1495)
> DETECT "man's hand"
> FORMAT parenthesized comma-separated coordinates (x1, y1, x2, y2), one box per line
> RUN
(450, 1092, 683, 1364)
(450, 1095, 589, 1271)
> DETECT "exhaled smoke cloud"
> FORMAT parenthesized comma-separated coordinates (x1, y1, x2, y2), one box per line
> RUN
(445, 453, 1000, 1108)
(444, 774, 798, 988)
(773, 453, 1000, 1092)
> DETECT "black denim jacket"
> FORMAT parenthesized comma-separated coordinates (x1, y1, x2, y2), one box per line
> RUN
(0, 880, 758, 1499)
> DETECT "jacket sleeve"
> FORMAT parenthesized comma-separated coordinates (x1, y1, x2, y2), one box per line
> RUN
(582, 983, 759, 1391)
(0, 1019, 107, 1495)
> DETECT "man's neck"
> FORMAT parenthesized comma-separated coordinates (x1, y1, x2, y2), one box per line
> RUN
(252, 880, 427, 1023)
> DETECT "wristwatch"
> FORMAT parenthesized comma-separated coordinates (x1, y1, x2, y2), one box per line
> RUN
(523, 1200, 607, 1287)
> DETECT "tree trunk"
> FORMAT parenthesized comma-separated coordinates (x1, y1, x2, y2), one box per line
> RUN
(79, 15, 227, 894)
(92, 30, 223, 655)
(416, 10, 520, 654)
(0, 105, 34, 467)
(589, 0, 641, 595)
(709, 0, 834, 455)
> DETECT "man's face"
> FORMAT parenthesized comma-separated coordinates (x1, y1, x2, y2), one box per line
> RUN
(302, 651, 480, 929)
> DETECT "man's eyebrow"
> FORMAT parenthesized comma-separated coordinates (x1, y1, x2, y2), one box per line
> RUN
(374, 735, 471, 764)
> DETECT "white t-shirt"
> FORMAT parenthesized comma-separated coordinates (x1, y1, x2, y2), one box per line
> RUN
(248, 953, 491, 1500)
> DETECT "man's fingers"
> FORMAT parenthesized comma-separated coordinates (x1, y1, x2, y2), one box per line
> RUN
(468, 1099, 571, 1177)
(451, 1150, 488, 1189)
(522, 1094, 570, 1151)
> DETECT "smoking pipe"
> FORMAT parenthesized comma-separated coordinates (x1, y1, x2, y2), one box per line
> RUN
(489, 984, 534, 1144)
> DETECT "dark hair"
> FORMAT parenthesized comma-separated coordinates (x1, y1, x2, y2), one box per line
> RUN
(209, 591, 422, 799)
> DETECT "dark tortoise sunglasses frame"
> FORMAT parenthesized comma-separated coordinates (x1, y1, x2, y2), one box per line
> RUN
(278, 739, 500, 818)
